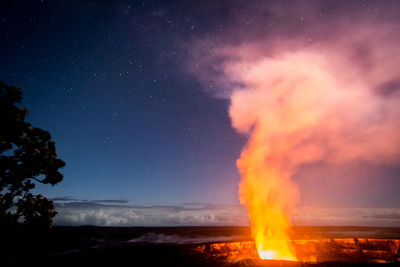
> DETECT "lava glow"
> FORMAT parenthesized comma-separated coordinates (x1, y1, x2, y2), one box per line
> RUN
(194, 239, 400, 263)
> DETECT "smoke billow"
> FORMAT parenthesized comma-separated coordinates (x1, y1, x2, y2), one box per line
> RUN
(188, 0, 400, 260)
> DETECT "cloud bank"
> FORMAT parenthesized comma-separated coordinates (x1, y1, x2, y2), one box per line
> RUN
(53, 199, 400, 227)
(53, 200, 248, 227)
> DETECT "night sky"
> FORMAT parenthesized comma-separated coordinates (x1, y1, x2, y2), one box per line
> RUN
(1, 0, 400, 226)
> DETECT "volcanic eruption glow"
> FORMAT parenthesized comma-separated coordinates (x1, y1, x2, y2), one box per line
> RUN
(230, 54, 335, 261)
(189, 2, 400, 262)
(227, 49, 400, 260)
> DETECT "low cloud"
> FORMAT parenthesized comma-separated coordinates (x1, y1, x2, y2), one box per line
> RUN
(293, 206, 400, 227)
(53, 199, 400, 227)
(53, 201, 248, 227)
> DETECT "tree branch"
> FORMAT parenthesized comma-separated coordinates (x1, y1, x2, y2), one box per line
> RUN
(28, 177, 45, 183)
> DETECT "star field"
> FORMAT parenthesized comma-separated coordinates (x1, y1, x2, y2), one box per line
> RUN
(1, 0, 399, 212)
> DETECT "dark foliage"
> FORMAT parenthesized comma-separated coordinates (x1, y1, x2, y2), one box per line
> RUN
(0, 81, 65, 229)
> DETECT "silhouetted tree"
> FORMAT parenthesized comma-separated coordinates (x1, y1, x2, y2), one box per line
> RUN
(0, 81, 65, 229)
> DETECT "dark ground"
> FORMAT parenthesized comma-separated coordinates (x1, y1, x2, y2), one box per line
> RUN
(1, 226, 400, 267)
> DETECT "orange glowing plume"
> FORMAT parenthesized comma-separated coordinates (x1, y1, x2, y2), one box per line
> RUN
(189, 5, 400, 261)
(237, 136, 297, 261)
(229, 53, 331, 261)
(227, 47, 400, 259)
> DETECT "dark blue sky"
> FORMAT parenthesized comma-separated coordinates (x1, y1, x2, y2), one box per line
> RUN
(1, 0, 400, 218)
(0, 0, 247, 205)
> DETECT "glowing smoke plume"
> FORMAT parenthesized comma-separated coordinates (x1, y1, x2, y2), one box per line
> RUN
(228, 44, 400, 259)
(189, 1, 400, 260)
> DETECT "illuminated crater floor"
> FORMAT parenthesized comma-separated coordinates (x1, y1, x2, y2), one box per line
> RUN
(193, 239, 400, 265)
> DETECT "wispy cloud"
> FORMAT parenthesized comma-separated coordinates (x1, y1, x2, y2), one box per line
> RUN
(51, 197, 129, 205)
